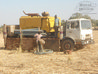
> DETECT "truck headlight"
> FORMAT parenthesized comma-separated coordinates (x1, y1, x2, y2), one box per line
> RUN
(81, 35, 85, 40)
(91, 34, 93, 39)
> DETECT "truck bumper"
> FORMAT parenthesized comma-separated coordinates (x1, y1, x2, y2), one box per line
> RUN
(75, 39, 95, 45)
(81, 39, 95, 45)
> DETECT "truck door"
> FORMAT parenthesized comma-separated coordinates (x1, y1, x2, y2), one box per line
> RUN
(66, 21, 80, 40)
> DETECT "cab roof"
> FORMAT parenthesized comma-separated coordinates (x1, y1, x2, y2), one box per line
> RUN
(67, 18, 90, 21)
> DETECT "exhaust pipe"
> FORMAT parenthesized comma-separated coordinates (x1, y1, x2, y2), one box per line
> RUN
(23, 11, 40, 16)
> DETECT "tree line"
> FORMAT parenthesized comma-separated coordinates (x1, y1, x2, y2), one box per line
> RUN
(61, 13, 98, 27)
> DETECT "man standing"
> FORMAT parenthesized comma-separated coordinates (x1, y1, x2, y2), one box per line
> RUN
(3, 24, 7, 48)
(54, 15, 59, 37)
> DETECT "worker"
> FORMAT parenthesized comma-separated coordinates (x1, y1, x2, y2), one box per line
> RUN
(3, 24, 7, 48)
(34, 31, 45, 52)
(54, 15, 59, 37)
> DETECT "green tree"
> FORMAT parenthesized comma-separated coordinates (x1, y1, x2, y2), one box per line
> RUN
(91, 19, 96, 27)
(69, 13, 98, 27)
(96, 20, 98, 26)
(69, 13, 83, 19)
(69, 13, 91, 19)
(83, 15, 91, 19)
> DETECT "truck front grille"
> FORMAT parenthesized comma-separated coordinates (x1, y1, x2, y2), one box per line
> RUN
(85, 34, 91, 39)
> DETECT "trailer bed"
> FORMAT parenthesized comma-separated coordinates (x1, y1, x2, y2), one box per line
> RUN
(6, 37, 60, 51)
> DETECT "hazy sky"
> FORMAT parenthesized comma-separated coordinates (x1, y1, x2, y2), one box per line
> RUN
(0, 0, 98, 26)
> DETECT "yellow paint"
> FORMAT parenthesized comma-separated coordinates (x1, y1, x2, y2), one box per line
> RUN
(20, 16, 61, 33)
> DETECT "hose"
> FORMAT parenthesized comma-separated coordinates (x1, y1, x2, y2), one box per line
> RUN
(34, 49, 53, 55)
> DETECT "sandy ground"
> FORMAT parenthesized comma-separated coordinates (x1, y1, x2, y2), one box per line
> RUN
(0, 31, 98, 74)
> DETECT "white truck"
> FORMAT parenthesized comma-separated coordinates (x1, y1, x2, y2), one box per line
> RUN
(61, 18, 94, 50)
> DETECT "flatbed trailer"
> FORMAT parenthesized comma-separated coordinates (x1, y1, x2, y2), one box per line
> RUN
(3, 24, 60, 51)
(6, 37, 60, 51)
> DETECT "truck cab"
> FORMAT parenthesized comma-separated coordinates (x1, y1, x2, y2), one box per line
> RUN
(61, 18, 94, 51)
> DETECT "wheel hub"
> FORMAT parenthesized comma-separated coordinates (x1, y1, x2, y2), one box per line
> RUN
(65, 43, 71, 50)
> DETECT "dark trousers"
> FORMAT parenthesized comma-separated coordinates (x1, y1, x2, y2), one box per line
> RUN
(38, 41, 42, 52)
(54, 26, 58, 37)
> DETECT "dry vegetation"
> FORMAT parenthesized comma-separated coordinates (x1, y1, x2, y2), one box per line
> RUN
(0, 31, 98, 74)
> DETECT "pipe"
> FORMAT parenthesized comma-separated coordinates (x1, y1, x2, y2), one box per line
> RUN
(23, 11, 40, 16)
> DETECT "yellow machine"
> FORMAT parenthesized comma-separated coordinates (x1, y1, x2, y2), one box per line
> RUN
(3, 12, 62, 52)
(20, 14, 61, 33)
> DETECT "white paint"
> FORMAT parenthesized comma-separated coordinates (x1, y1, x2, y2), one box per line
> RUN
(65, 18, 93, 43)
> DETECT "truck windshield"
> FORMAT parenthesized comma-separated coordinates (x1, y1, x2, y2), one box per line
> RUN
(81, 20, 92, 29)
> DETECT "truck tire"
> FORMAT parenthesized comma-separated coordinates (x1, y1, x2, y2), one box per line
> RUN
(61, 39, 74, 51)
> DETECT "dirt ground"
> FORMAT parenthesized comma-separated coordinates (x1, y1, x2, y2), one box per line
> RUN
(0, 31, 98, 74)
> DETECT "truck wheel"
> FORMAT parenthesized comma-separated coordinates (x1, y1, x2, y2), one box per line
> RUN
(61, 39, 74, 51)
